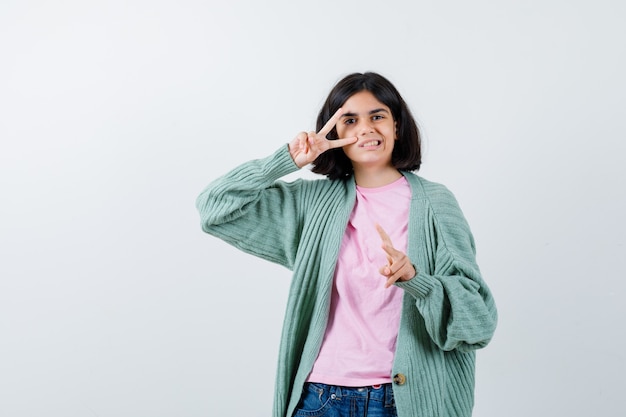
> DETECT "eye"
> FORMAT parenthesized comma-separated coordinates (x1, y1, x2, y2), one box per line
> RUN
(372, 114, 384, 121)
(344, 118, 356, 125)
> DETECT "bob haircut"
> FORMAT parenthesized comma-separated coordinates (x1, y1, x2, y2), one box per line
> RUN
(311, 72, 422, 180)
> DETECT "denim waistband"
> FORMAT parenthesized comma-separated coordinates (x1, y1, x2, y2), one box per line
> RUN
(305, 383, 395, 406)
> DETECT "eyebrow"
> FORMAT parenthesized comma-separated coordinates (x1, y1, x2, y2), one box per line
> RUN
(341, 108, 390, 118)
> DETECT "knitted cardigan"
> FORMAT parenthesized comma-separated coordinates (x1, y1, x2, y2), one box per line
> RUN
(196, 145, 497, 417)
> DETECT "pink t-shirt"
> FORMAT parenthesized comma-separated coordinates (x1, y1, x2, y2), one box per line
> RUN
(307, 176, 411, 387)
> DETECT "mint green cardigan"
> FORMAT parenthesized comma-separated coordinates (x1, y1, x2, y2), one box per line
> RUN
(196, 145, 497, 417)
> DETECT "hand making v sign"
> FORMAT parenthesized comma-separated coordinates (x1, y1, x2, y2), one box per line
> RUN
(288, 107, 358, 168)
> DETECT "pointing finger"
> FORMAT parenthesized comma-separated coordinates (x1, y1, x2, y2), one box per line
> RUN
(375, 224, 393, 247)
(327, 136, 358, 149)
(317, 107, 344, 137)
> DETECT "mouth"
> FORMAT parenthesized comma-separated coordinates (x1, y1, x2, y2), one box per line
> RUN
(359, 139, 382, 147)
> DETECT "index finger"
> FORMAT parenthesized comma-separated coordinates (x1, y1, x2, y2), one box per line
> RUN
(327, 136, 358, 149)
(375, 224, 394, 247)
(317, 107, 344, 137)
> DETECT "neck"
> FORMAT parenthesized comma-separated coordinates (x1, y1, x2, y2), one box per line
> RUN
(353, 166, 402, 188)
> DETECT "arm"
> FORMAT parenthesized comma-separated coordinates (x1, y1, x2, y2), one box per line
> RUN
(396, 189, 497, 352)
(195, 145, 303, 268)
(196, 109, 357, 268)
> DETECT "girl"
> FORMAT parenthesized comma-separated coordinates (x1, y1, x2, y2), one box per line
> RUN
(196, 72, 497, 417)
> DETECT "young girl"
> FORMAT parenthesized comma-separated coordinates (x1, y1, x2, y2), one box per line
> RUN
(196, 72, 497, 417)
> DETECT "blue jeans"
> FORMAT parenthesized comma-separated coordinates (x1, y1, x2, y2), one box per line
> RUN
(293, 383, 397, 417)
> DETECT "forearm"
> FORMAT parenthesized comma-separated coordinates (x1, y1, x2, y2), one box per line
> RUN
(195, 145, 302, 267)
(196, 145, 298, 227)
(397, 267, 497, 352)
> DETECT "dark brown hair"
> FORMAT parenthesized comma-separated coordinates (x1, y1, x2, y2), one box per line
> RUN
(311, 72, 422, 180)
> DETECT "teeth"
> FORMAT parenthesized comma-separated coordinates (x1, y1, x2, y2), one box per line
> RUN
(362, 140, 380, 147)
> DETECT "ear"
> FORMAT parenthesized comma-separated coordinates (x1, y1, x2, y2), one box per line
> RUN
(394, 121, 398, 140)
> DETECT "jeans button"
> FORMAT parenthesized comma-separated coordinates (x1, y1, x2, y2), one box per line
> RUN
(393, 373, 406, 385)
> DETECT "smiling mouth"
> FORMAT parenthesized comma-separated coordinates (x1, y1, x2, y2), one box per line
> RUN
(360, 140, 381, 147)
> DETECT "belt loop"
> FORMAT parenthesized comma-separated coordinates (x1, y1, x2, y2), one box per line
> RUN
(384, 383, 394, 407)
(334, 385, 342, 400)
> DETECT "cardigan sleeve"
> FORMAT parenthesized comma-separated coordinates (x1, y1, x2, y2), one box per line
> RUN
(195, 145, 304, 269)
(396, 184, 497, 352)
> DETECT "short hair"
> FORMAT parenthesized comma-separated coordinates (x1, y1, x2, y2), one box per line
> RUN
(311, 72, 422, 180)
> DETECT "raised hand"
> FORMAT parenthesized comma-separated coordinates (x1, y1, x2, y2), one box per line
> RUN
(288, 108, 358, 168)
(376, 224, 417, 288)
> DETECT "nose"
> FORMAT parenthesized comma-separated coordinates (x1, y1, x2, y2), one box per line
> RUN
(357, 119, 374, 135)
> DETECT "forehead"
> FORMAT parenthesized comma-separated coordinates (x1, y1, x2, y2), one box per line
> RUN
(341, 90, 389, 113)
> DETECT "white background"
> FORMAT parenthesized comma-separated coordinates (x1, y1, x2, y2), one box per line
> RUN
(1, 1, 625, 416)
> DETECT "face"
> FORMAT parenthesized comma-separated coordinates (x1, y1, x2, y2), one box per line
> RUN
(335, 90, 397, 171)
